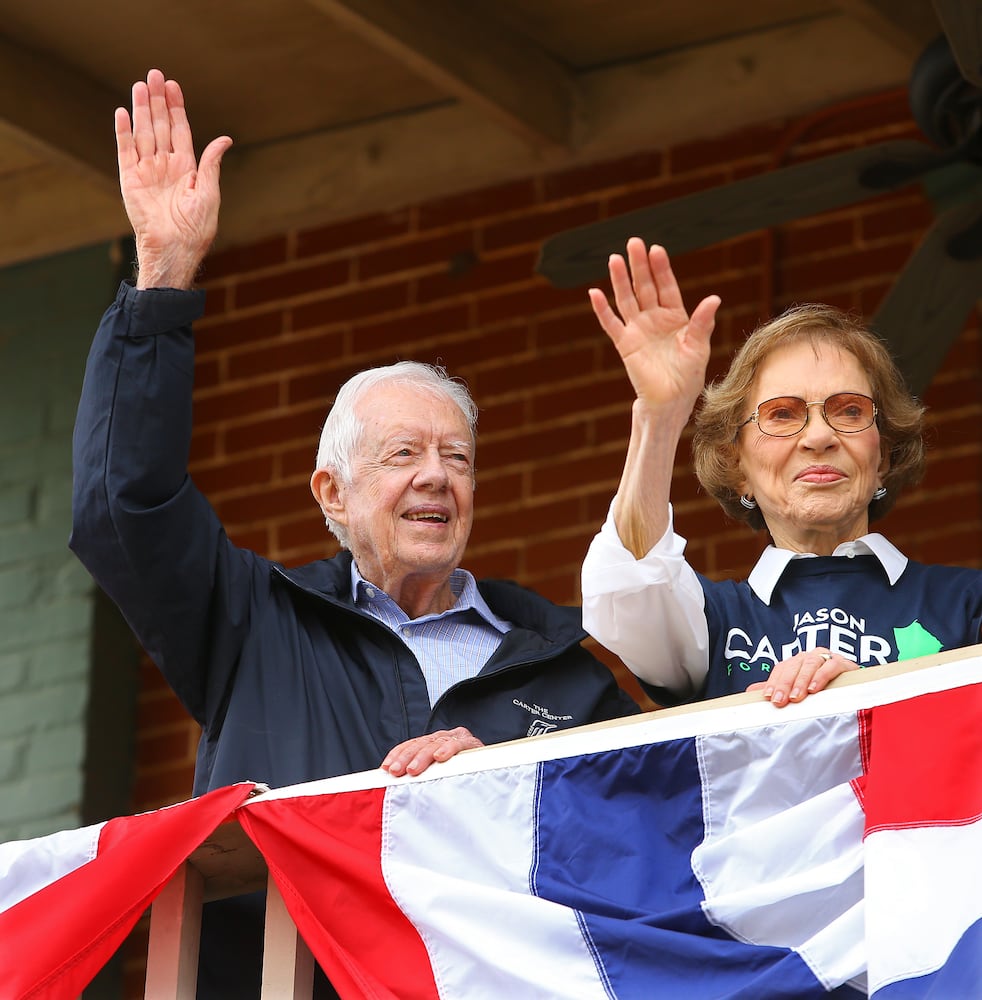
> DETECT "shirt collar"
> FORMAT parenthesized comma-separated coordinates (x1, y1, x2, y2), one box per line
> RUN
(747, 532, 908, 605)
(350, 561, 511, 631)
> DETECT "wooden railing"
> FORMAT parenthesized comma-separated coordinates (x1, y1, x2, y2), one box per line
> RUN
(144, 819, 314, 999)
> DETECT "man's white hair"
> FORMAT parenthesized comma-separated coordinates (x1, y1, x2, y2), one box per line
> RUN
(315, 361, 478, 548)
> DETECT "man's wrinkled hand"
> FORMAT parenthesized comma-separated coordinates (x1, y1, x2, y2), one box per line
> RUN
(381, 727, 484, 777)
(116, 69, 231, 288)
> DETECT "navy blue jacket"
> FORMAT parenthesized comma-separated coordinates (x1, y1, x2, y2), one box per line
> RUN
(70, 282, 637, 997)
(70, 282, 637, 795)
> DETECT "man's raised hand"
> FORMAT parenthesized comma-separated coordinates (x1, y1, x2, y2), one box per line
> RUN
(116, 69, 231, 289)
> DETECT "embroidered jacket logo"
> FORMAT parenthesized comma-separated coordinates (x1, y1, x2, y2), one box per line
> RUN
(513, 698, 572, 737)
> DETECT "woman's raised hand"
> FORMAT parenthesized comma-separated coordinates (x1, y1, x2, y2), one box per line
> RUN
(589, 238, 720, 415)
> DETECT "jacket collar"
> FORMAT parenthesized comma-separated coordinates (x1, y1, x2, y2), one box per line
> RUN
(350, 561, 512, 633)
(275, 549, 356, 600)
(273, 550, 587, 647)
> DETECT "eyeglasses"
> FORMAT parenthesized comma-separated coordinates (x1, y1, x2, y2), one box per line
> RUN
(739, 392, 878, 438)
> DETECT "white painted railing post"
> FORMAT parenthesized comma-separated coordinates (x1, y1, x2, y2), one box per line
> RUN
(261, 873, 315, 999)
(144, 861, 204, 999)
(144, 820, 312, 999)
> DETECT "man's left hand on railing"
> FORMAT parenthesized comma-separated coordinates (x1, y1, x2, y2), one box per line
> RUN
(380, 727, 484, 777)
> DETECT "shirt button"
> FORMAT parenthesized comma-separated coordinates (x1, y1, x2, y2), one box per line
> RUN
(365, 587, 375, 597)
(402, 627, 412, 638)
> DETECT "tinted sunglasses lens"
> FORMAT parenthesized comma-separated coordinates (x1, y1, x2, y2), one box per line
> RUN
(825, 393, 874, 431)
(756, 397, 807, 435)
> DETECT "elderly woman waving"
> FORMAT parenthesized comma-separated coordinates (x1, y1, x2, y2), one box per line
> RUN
(582, 238, 982, 708)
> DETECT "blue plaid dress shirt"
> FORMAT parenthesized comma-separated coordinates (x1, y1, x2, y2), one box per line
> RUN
(351, 563, 513, 705)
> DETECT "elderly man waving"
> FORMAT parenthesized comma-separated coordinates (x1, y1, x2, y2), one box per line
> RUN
(70, 70, 637, 999)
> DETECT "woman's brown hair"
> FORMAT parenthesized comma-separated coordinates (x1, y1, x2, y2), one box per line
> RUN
(693, 303, 926, 532)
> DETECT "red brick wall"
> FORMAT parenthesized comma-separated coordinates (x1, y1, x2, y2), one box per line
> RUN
(120, 86, 981, 989)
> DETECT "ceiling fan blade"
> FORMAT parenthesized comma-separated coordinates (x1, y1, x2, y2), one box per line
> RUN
(872, 198, 982, 396)
(537, 140, 943, 288)
(932, 0, 982, 86)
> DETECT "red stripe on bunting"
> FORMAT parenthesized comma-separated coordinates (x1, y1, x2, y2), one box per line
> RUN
(0, 782, 254, 1000)
(863, 681, 982, 836)
(239, 789, 440, 1000)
